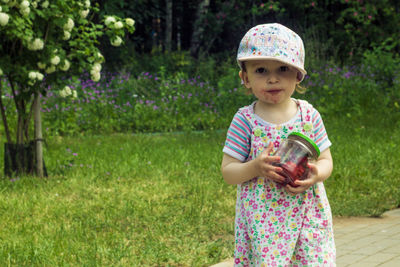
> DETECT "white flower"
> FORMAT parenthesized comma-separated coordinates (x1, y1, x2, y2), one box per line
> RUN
(37, 62, 46, 69)
(63, 30, 71, 40)
(125, 18, 135, 27)
(96, 52, 104, 62)
(59, 86, 72, 98)
(0, 12, 10, 26)
(28, 71, 37, 80)
(0, 68, 3, 76)
(111, 36, 122, 47)
(92, 62, 101, 72)
(85, 0, 90, 8)
(80, 9, 89, 19)
(45, 65, 56, 74)
(20, 0, 29, 8)
(42, 1, 48, 8)
(59, 89, 67, 98)
(104, 16, 116, 27)
(36, 72, 44, 81)
(63, 18, 74, 31)
(31, 1, 37, 8)
(72, 90, 77, 99)
(114, 21, 123, 29)
(20, 7, 30, 16)
(28, 71, 44, 81)
(91, 71, 100, 82)
(28, 38, 44, 50)
(51, 55, 60, 65)
(0, 6, 2, 12)
(60, 59, 70, 71)
(64, 86, 72, 96)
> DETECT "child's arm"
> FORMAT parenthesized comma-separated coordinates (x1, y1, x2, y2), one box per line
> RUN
(286, 148, 333, 193)
(221, 142, 285, 185)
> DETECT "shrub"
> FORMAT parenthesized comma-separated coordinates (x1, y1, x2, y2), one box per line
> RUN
(24, 69, 251, 135)
(1, 48, 398, 137)
(301, 44, 400, 124)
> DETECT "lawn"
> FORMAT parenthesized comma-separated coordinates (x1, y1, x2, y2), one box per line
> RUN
(0, 115, 399, 266)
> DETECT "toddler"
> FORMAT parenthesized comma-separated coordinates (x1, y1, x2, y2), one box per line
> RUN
(221, 23, 336, 266)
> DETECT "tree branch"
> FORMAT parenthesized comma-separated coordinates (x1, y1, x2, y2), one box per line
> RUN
(44, 23, 50, 43)
(9, 78, 25, 144)
(9, 76, 21, 112)
(25, 93, 35, 141)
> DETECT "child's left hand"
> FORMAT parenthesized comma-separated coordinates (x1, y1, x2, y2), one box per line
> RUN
(285, 163, 319, 194)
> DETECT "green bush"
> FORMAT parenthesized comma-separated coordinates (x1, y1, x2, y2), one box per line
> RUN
(1, 48, 399, 137)
(24, 68, 251, 136)
(301, 43, 400, 125)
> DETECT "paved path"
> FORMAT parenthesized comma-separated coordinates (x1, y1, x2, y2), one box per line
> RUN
(211, 209, 400, 267)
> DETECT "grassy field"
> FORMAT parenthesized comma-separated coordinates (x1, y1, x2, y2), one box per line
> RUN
(0, 116, 399, 266)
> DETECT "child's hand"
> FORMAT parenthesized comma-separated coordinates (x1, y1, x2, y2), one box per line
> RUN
(253, 142, 286, 184)
(285, 148, 333, 194)
(285, 162, 319, 194)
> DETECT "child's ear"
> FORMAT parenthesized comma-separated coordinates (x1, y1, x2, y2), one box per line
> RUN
(239, 70, 250, 88)
(296, 72, 303, 83)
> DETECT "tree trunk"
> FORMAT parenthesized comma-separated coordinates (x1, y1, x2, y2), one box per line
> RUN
(2, 82, 47, 177)
(34, 93, 44, 177)
(190, 0, 210, 58)
(4, 142, 35, 177)
(165, 0, 173, 52)
(0, 79, 12, 144)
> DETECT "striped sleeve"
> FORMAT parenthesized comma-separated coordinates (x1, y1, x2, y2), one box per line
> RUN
(311, 107, 331, 153)
(222, 111, 252, 162)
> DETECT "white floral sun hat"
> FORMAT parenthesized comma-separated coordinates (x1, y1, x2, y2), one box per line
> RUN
(237, 23, 307, 81)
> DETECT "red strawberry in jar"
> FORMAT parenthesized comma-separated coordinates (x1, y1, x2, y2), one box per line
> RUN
(273, 132, 320, 187)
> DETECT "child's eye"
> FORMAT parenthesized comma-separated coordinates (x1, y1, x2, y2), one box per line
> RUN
(279, 66, 289, 72)
(255, 68, 267, 74)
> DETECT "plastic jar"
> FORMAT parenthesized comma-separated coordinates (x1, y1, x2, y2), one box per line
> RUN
(273, 132, 320, 187)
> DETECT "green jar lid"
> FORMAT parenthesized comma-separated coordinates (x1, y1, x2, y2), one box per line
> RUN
(288, 132, 320, 158)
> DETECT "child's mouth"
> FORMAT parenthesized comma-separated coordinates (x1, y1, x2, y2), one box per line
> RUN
(267, 89, 282, 94)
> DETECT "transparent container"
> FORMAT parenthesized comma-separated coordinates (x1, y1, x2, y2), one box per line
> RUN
(273, 132, 320, 187)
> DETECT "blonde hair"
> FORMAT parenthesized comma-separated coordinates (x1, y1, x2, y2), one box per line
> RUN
(296, 84, 307, 94)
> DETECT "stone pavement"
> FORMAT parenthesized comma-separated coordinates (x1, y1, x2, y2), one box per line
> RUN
(211, 209, 400, 267)
(334, 208, 400, 266)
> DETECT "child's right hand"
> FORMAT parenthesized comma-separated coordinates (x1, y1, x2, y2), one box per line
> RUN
(253, 142, 286, 184)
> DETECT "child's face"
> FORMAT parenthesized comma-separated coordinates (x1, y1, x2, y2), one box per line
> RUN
(239, 60, 299, 106)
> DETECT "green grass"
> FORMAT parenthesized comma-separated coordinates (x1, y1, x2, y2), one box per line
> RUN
(0, 117, 399, 266)
(0, 132, 236, 266)
(324, 114, 400, 217)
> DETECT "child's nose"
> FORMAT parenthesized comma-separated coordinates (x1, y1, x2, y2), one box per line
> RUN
(267, 73, 279, 83)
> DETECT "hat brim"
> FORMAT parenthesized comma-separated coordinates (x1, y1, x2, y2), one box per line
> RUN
(237, 56, 307, 82)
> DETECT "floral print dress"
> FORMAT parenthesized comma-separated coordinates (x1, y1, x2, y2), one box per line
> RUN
(223, 99, 336, 266)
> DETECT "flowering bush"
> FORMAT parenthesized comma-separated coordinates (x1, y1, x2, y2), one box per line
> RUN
(35, 71, 252, 135)
(0, 63, 252, 136)
(0, 0, 135, 176)
(0, 0, 135, 147)
(2, 47, 399, 137)
(302, 44, 400, 120)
